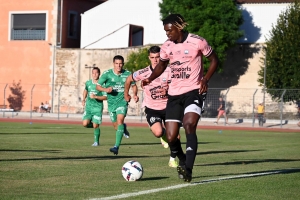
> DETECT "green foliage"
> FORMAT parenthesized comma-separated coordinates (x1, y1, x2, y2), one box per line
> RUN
(258, 1, 300, 101)
(124, 48, 150, 72)
(7, 80, 26, 111)
(159, 0, 244, 72)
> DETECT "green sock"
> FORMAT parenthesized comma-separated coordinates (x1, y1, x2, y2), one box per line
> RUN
(115, 124, 124, 147)
(94, 127, 100, 143)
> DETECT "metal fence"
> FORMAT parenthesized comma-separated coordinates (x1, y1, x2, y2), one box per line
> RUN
(0, 83, 299, 124)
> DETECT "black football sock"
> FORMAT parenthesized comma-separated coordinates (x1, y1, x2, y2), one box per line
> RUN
(185, 133, 198, 172)
(168, 138, 185, 163)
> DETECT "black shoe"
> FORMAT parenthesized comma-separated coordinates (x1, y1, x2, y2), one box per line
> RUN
(109, 146, 119, 155)
(123, 124, 130, 138)
(177, 165, 192, 182)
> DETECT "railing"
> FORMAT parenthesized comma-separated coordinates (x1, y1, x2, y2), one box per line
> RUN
(0, 83, 299, 125)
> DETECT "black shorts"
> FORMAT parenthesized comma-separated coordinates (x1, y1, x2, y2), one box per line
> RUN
(166, 89, 206, 123)
(145, 107, 166, 127)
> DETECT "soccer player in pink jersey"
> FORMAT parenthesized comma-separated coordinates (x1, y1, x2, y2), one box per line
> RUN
(124, 46, 179, 168)
(143, 14, 219, 182)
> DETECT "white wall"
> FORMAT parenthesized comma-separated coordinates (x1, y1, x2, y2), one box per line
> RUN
(81, 0, 165, 49)
(238, 3, 290, 43)
(81, 1, 291, 49)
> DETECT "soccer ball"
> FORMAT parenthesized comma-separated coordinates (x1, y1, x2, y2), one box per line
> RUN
(121, 160, 143, 181)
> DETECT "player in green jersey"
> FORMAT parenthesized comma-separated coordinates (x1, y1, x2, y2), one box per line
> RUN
(82, 67, 107, 146)
(97, 55, 138, 155)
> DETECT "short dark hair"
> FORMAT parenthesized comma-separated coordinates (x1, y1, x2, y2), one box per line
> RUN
(92, 67, 100, 74)
(113, 55, 124, 63)
(148, 46, 160, 55)
(162, 14, 188, 30)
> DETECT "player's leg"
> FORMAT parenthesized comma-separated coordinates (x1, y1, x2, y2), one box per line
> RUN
(223, 112, 229, 125)
(215, 111, 221, 124)
(177, 90, 204, 182)
(82, 110, 96, 146)
(165, 96, 185, 169)
(109, 106, 128, 155)
(82, 110, 93, 128)
(145, 107, 168, 148)
(91, 108, 103, 146)
(108, 111, 119, 155)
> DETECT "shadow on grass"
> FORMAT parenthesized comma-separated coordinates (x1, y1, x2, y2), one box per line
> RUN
(197, 149, 263, 155)
(196, 158, 300, 166)
(0, 155, 153, 162)
(0, 132, 87, 135)
(121, 141, 218, 146)
(192, 168, 300, 181)
(0, 149, 61, 153)
(140, 177, 169, 181)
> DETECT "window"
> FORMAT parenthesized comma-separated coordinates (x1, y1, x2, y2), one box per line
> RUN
(129, 25, 143, 47)
(68, 11, 78, 39)
(11, 13, 46, 40)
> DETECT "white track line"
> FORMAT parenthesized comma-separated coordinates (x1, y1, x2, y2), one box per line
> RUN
(90, 169, 297, 200)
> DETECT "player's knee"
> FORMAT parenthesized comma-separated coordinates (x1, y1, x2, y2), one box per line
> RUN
(183, 121, 197, 133)
(152, 130, 163, 138)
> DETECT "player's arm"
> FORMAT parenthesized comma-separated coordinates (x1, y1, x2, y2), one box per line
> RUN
(199, 51, 219, 94)
(131, 83, 139, 103)
(96, 73, 113, 93)
(143, 60, 168, 86)
(90, 94, 107, 101)
(124, 75, 134, 102)
(82, 87, 88, 106)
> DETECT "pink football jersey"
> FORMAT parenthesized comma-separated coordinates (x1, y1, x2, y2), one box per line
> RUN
(132, 65, 171, 110)
(160, 33, 213, 96)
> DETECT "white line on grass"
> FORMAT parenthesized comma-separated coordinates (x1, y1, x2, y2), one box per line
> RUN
(89, 169, 298, 200)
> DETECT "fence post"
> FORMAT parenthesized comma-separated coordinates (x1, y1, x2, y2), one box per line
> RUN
(30, 84, 35, 119)
(252, 89, 258, 127)
(58, 85, 62, 120)
(280, 89, 286, 128)
(224, 88, 230, 125)
(3, 84, 8, 118)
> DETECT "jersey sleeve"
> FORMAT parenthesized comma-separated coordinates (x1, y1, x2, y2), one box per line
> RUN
(199, 39, 213, 57)
(84, 81, 88, 91)
(98, 71, 108, 86)
(160, 41, 170, 62)
(132, 67, 149, 82)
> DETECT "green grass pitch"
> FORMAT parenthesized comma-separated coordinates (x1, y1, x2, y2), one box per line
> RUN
(0, 122, 300, 200)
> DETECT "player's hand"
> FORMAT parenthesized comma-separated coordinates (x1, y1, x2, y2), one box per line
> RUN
(105, 87, 113, 93)
(198, 77, 208, 94)
(142, 79, 151, 87)
(133, 95, 139, 103)
(90, 94, 96, 99)
(124, 94, 131, 102)
(82, 100, 85, 106)
(159, 88, 168, 96)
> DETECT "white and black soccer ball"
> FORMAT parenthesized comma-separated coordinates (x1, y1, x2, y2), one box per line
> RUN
(121, 160, 143, 181)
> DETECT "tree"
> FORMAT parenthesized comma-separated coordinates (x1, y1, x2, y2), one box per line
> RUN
(159, 0, 244, 72)
(7, 80, 26, 111)
(124, 48, 150, 72)
(258, 1, 300, 102)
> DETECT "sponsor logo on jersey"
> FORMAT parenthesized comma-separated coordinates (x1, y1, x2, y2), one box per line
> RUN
(170, 66, 191, 79)
(170, 60, 189, 66)
(150, 85, 167, 100)
(138, 67, 149, 75)
(184, 50, 189, 54)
